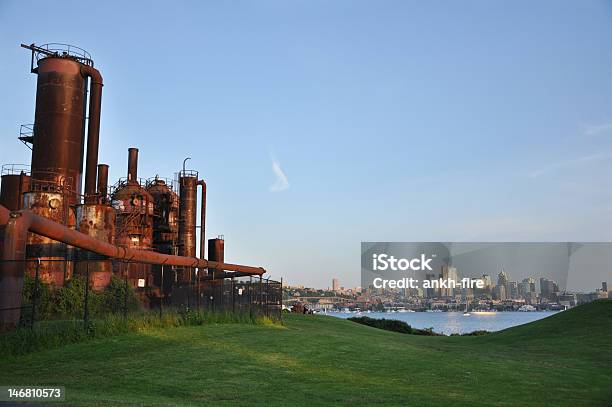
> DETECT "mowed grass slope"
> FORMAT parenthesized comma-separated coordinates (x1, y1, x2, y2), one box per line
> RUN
(1, 301, 610, 406)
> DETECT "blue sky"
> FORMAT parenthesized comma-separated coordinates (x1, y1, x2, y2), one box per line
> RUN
(1, 1, 611, 290)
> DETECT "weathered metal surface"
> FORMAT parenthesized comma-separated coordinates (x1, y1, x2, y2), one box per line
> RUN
(0, 173, 30, 210)
(30, 57, 87, 205)
(147, 178, 179, 291)
(112, 149, 153, 288)
(97, 164, 109, 204)
(0, 203, 265, 329)
(198, 180, 206, 259)
(81, 65, 103, 203)
(75, 204, 115, 290)
(208, 237, 225, 276)
(127, 148, 138, 183)
(178, 172, 198, 283)
(23, 192, 74, 286)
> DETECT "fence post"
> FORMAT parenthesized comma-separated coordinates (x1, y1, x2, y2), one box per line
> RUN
(280, 277, 283, 322)
(197, 268, 201, 311)
(232, 277, 235, 314)
(123, 265, 128, 320)
(265, 278, 269, 317)
(160, 265, 164, 319)
(248, 276, 252, 320)
(259, 275, 263, 317)
(84, 260, 90, 328)
(31, 258, 41, 329)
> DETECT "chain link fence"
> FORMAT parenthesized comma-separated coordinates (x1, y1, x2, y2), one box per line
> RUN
(0, 255, 282, 330)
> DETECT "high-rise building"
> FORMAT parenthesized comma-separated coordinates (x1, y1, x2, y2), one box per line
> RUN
(497, 269, 509, 290)
(518, 281, 530, 297)
(540, 278, 559, 301)
(425, 273, 436, 298)
(603, 282, 608, 293)
(523, 277, 536, 293)
(441, 265, 459, 297)
(332, 278, 339, 292)
(481, 274, 493, 290)
(493, 285, 507, 301)
(508, 281, 519, 299)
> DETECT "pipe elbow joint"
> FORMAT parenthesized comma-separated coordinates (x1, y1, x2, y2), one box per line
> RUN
(81, 65, 103, 86)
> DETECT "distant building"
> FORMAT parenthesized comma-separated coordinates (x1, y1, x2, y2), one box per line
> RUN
(523, 277, 536, 293)
(508, 281, 519, 299)
(603, 282, 608, 293)
(540, 278, 559, 301)
(332, 278, 339, 292)
(441, 265, 459, 297)
(425, 273, 437, 298)
(497, 269, 509, 291)
(481, 274, 493, 290)
(493, 285, 507, 301)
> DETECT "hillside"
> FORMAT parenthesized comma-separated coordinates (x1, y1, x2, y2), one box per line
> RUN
(0, 300, 610, 406)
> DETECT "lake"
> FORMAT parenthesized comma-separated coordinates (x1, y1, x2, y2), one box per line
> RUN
(327, 311, 559, 335)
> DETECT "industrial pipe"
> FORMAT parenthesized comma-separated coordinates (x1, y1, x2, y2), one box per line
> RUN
(82, 65, 103, 204)
(198, 179, 206, 259)
(0, 204, 9, 226)
(97, 164, 109, 203)
(0, 204, 265, 329)
(127, 148, 138, 183)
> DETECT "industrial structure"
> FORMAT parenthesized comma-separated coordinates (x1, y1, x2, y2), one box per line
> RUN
(0, 43, 267, 331)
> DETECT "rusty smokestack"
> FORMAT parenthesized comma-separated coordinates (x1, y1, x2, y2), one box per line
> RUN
(127, 148, 138, 183)
(198, 179, 206, 259)
(208, 236, 224, 276)
(82, 65, 103, 204)
(97, 164, 109, 203)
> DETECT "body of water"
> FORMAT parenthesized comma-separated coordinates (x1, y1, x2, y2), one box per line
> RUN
(327, 311, 559, 335)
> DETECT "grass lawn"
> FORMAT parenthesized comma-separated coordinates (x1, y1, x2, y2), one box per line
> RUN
(0, 300, 610, 406)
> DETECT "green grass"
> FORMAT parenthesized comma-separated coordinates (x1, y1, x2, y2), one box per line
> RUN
(1, 300, 610, 406)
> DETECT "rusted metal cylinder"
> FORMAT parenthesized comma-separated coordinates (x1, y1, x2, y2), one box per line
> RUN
(113, 149, 153, 290)
(0, 173, 30, 211)
(81, 65, 103, 203)
(198, 180, 206, 259)
(208, 237, 225, 276)
(127, 148, 138, 183)
(31, 57, 87, 206)
(97, 164, 109, 203)
(75, 204, 115, 290)
(147, 178, 179, 291)
(178, 173, 198, 283)
(23, 192, 74, 286)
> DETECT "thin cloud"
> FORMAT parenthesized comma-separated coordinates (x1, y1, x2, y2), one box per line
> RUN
(528, 153, 608, 178)
(582, 123, 612, 136)
(269, 156, 290, 192)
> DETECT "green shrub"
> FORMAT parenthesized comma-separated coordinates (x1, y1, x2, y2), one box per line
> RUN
(348, 316, 443, 336)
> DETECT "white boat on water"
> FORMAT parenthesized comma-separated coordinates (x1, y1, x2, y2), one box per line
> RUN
(471, 310, 497, 315)
(518, 304, 536, 312)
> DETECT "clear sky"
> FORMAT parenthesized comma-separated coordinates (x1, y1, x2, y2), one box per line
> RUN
(1, 1, 611, 290)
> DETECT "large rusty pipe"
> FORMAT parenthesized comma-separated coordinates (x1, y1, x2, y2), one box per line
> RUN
(0, 210, 29, 330)
(82, 65, 103, 203)
(198, 179, 206, 259)
(97, 164, 109, 202)
(1, 205, 264, 274)
(0, 204, 9, 226)
(127, 148, 138, 183)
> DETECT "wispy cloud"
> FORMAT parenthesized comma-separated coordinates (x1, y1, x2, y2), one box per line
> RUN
(582, 122, 612, 136)
(528, 153, 609, 178)
(269, 155, 290, 192)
